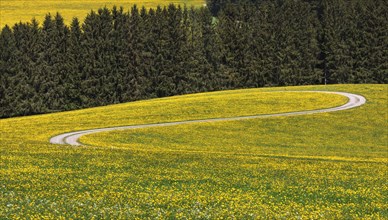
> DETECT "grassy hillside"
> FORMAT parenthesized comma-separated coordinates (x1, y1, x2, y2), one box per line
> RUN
(1, 84, 387, 218)
(0, 0, 205, 27)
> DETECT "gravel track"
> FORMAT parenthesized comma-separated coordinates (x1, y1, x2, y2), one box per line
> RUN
(49, 91, 366, 146)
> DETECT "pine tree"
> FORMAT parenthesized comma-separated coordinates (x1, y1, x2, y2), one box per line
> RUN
(147, 5, 177, 97)
(270, 0, 320, 86)
(217, 2, 266, 89)
(38, 13, 71, 111)
(0, 26, 18, 117)
(178, 6, 209, 93)
(250, 1, 277, 87)
(216, 4, 243, 89)
(126, 5, 146, 101)
(351, 0, 388, 83)
(198, 7, 224, 90)
(110, 6, 129, 103)
(81, 8, 115, 106)
(321, 0, 354, 83)
(67, 17, 83, 108)
(11, 19, 42, 116)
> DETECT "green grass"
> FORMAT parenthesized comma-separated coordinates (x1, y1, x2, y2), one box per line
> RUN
(1, 84, 387, 218)
(0, 0, 205, 28)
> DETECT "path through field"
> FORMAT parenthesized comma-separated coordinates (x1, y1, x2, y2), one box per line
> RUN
(50, 91, 366, 146)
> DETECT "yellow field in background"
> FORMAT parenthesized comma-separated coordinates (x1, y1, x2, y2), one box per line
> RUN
(0, 0, 205, 27)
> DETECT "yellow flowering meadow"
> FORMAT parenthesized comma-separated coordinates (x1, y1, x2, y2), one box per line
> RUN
(0, 0, 205, 28)
(1, 84, 387, 218)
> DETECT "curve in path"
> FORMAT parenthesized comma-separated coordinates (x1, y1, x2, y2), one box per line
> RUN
(50, 91, 366, 146)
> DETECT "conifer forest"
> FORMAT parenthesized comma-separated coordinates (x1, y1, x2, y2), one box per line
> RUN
(0, 0, 387, 118)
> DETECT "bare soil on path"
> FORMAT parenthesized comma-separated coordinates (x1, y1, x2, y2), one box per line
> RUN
(49, 91, 366, 146)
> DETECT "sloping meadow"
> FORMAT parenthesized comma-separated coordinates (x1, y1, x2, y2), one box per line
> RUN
(1, 84, 387, 218)
(0, 0, 205, 27)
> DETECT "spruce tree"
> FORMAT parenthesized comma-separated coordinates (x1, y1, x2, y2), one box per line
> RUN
(126, 5, 146, 101)
(81, 8, 115, 106)
(270, 0, 320, 86)
(0, 26, 18, 117)
(67, 17, 83, 108)
(321, 0, 354, 83)
(110, 6, 129, 103)
(11, 19, 42, 116)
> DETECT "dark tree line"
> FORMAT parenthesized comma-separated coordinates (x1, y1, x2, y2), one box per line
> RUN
(1, 0, 387, 118)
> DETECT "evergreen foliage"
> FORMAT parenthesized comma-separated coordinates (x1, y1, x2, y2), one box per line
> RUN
(1, 0, 387, 118)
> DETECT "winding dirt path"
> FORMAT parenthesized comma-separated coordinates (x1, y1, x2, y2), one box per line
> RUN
(50, 91, 366, 146)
